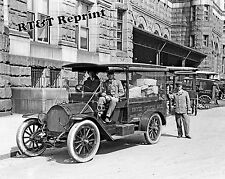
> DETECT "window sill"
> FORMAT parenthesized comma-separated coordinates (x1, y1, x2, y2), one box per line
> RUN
(31, 41, 59, 49)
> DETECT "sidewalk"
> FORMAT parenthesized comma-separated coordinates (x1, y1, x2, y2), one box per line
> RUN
(0, 114, 24, 160)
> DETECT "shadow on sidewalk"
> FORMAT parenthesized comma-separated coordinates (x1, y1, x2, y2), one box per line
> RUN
(162, 133, 177, 138)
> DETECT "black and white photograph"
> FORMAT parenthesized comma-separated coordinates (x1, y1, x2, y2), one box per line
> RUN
(0, 0, 225, 178)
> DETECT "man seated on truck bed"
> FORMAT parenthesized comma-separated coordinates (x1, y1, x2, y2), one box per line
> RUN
(98, 71, 125, 123)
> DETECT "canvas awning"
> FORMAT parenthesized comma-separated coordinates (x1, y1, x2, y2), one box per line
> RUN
(133, 27, 207, 67)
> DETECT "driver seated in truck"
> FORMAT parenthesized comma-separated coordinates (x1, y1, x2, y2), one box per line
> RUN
(83, 71, 100, 92)
(98, 71, 125, 123)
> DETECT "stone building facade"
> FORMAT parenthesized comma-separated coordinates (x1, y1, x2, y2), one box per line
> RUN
(171, 0, 225, 79)
(0, 0, 224, 115)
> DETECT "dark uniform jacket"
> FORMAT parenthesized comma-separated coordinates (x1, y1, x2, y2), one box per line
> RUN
(83, 77, 100, 92)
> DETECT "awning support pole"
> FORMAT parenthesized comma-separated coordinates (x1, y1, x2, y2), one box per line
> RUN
(156, 42, 167, 65)
(182, 51, 192, 67)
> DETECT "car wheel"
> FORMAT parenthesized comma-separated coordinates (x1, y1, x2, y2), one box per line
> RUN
(16, 118, 46, 157)
(199, 95, 211, 104)
(144, 113, 162, 144)
(67, 120, 100, 163)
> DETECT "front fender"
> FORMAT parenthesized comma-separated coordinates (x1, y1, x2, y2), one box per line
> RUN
(69, 114, 113, 141)
(22, 113, 39, 118)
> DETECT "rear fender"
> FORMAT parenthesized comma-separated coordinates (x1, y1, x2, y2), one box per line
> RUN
(69, 114, 113, 141)
(139, 111, 166, 131)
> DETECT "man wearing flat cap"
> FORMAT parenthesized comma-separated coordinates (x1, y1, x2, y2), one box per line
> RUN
(171, 81, 192, 139)
(98, 71, 125, 123)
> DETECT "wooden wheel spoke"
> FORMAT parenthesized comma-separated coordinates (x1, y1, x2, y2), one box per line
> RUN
(87, 132, 94, 139)
(28, 141, 33, 148)
(24, 139, 32, 145)
(25, 130, 31, 136)
(78, 145, 84, 154)
(75, 143, 82, 150)
(85, 145, 91, 153)
(88, 138, 95, 142)
(33, 141, 38, 149)
(23, 136, 30, 139)
(74, 140, 82, 144)
(85, 128, 91, 137)
(28, 126, 33, 134)
(76, 135, 82, 140)
(33, 125, 35, 133)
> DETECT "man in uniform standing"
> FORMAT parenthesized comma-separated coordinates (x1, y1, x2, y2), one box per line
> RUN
(172, 81, 192, 139)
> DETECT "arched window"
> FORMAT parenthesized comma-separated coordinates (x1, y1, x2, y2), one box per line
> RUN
(164, 34, 168, 39)
(138, 24, 144, 29)
(154, 30, 159, 35)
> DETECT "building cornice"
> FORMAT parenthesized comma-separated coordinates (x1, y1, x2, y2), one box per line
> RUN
(131, 2, 172, 28)
(97, 0, 112, 8)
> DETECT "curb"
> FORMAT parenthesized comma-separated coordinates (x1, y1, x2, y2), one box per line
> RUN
(0, 147, 20, 160)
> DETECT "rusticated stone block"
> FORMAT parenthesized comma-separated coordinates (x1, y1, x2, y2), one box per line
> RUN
(11, 76, 31, 87)
(9, 55, 30, 66)
(10, 66, 31, 76)
(20, 66, 31, 76)
(0, 34, 9, 52)
(0, 99, 12, 111)
(19, 77, 31, 87)
(0, 87, 12, 99)
(0, 75, 10, 87)
(10, 65, 21, 76)
(0, 63, 10, 75)
(0, 52, 9, 63)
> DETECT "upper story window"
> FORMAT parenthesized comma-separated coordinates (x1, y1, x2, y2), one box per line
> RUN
(191, 5, 196, 21)
(79, 3, 89, 50)
(203, 35, 209, 47)
(27, 0, 35, 40)
(27, 0, 50, 43)
(27, 11, 35, 40)
(204, 5, 209, 21)
(117, 10, 123, 51)
(190, 35, 195, 47)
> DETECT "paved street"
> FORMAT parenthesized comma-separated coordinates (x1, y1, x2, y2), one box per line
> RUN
(0, 106, 225, 179)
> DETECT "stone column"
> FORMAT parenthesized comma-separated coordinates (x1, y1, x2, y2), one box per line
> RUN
(0, 0, 12, 116)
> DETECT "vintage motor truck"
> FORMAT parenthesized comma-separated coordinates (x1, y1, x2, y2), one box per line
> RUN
(16, 63, 168, 163)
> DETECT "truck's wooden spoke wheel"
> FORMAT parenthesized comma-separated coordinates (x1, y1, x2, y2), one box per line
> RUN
(16, 119, 46, 157)
(144, 113, 162, 144)
(67, 120, 100, 163)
